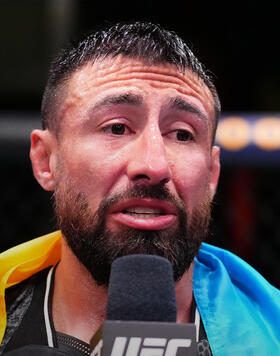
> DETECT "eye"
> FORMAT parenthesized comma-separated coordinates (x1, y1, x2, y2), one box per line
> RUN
(175, 129, 194, 141)
(102, 123, 127, 135)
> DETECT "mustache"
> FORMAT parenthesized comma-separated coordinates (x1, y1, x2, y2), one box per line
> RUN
(97, 182, 186, 218)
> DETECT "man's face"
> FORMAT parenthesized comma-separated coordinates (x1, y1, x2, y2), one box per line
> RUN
(50, 56, 220, 284)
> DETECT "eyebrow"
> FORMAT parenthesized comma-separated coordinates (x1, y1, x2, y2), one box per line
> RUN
(89, 92, 143, 113)
(86, 93, 209, 127)
(167, 97, 208, 124)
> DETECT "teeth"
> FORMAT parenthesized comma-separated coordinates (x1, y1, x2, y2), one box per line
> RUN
(124, 207, 162, 214)
(126, 212, 161, 219)
(122, 207, 166, 218)
(125, 212, 162, 218)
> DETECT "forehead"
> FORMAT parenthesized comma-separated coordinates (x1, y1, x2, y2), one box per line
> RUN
(60, 56, 215, 126)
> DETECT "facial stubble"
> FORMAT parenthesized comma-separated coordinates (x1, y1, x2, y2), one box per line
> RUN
(54, 176, 212, 286)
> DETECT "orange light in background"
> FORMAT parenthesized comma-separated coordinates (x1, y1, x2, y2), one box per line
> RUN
(216, 117, 251, 151)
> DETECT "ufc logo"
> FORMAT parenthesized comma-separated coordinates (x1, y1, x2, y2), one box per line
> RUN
(91, 339, 103, 356)
(110, 336, 192, 356)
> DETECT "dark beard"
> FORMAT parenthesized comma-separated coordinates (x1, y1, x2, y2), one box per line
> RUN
(54, 181, 211, 286)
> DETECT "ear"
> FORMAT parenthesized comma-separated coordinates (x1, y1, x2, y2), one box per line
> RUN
(30, 129, 57, 191)
(209, 145, 220, 200)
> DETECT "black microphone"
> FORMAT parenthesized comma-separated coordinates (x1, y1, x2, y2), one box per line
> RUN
(90, 254, 196, 356)
(106, 254, 177, 322)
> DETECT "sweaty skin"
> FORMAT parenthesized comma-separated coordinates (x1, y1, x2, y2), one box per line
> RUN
(60, 57, 215, 137)
(30, 56, 220, 343)
(53, 57, 218, 220)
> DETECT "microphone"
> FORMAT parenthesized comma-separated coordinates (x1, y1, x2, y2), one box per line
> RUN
(90, 254, 196, 356)
(106, 254, 177, 322)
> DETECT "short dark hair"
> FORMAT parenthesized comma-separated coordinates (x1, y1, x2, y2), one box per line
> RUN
(41, 21, 220, 138)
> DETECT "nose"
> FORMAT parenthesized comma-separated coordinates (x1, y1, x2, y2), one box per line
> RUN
(127, 125, 171, 185)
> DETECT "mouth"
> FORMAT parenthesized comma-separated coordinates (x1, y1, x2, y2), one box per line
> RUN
(122, 207, 166, 218)
(109, 198, 177, 230)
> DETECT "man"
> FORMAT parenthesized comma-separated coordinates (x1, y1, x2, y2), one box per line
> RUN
(0, 22, 279, 355)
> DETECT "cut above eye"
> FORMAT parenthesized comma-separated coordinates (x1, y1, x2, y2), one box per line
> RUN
(175, 129, 194, 141)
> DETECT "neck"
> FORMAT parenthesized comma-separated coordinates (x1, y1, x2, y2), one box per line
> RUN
(52, 239, 108, 343)
(175, 263, 194, 323)
(52, 239, 194, 343)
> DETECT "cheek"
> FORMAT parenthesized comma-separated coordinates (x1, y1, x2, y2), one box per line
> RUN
(170, 152, 211, 206)
(60, 141, 128, 199)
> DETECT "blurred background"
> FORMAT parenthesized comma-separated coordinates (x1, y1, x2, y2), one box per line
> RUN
(0, 0, 279, 287)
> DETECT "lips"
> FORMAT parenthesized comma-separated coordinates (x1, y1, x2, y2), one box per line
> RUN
(109, 198, 177, 230)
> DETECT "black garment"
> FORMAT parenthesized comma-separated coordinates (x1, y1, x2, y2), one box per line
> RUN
(1, 268, 212, 355)
(4, 345, 72, 356)
(1, 269, 88, 356)
(2, 270, 51, 353)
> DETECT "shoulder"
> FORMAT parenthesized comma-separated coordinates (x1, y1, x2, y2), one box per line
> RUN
(1, 270, 49, 354)
(193, 243, 280, 354)
(5, 271, 47, 313)
(0, 231, 61, 285)
(195, 242, 279, 296)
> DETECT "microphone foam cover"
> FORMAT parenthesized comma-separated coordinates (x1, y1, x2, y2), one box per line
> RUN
(106, 254, 177, 322)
